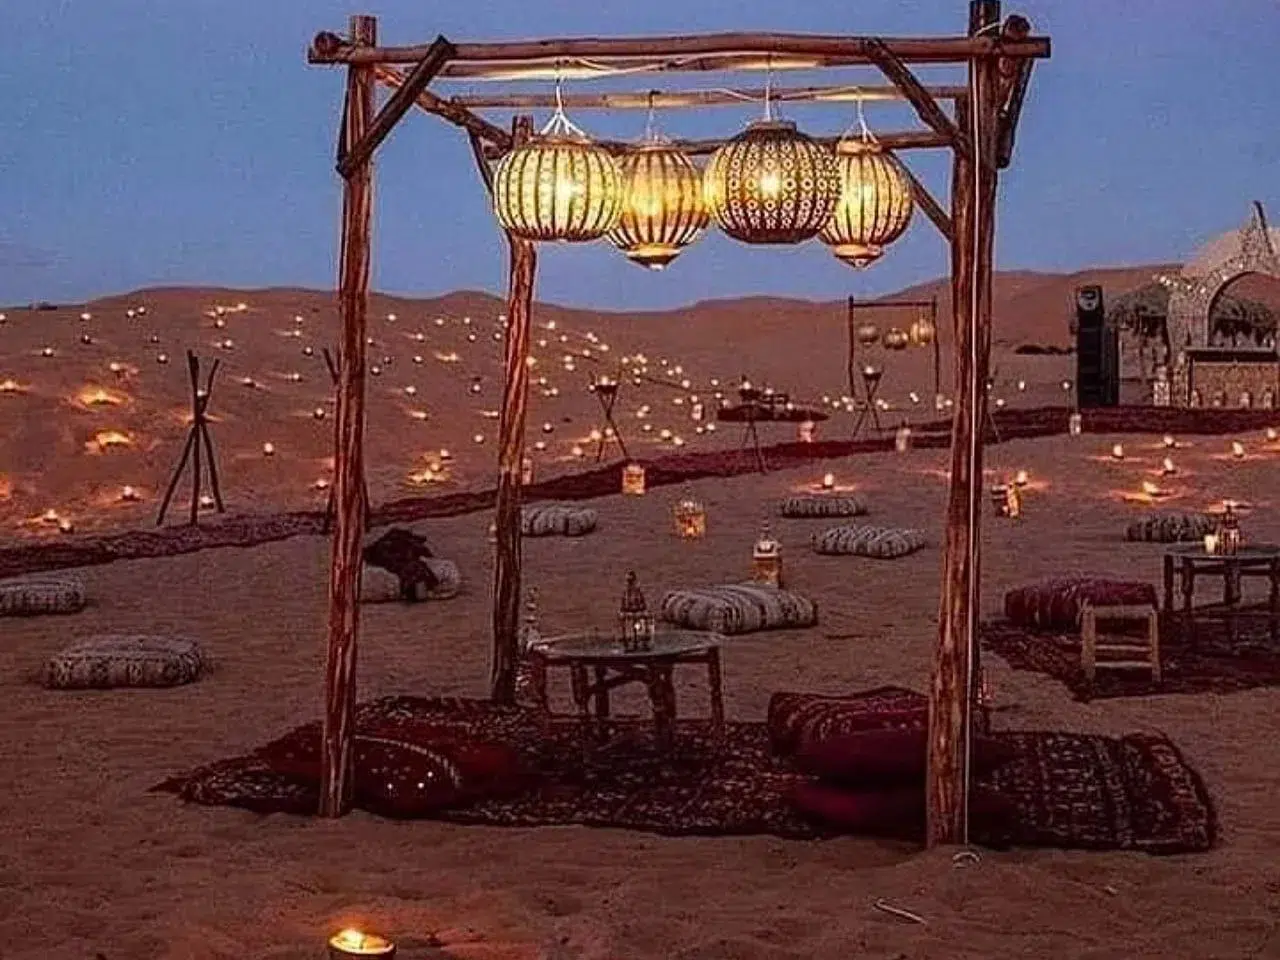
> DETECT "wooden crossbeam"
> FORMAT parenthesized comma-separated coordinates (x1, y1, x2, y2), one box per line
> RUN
(374, 66, 512, 149)
(448, 83, 969, 111)
(310, 30, 1051, 71)
(481, 129, 949, 161)
(865, 39, 971, 160)
(898, 162, 953, 243)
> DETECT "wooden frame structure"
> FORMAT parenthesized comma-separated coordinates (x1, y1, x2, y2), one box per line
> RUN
(156, 351, 225, 527)
(307, 4, 1050, 845)
(846, 296, 942, 402)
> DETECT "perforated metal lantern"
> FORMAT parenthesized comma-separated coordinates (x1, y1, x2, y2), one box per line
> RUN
(607, 142, 709, 269)
(493, 126, 623, 243)
(820, 137, 914, 268)
(703, 120, 841, 245)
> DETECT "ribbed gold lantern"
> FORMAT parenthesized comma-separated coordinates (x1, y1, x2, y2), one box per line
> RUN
(703, 119, 841, 245)
(607, 140, 708, 269)
(493, 111, 623, 243)
(820, 137, 914, 268)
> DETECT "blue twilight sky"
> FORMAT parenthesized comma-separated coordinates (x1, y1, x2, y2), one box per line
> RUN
(2, 0, 1278, 309)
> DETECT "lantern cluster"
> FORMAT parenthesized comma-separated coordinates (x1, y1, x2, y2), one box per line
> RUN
(489, 96, 917, 269)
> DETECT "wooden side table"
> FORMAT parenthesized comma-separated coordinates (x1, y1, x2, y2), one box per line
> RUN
(1080, 602, 1161, 685)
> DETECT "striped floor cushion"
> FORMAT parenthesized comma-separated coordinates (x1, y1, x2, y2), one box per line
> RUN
(521, 504, 598, 537)
(812, 525, 926, 559)
(659, 583, 818, 635)
(1004, 577, 1158, 632)
(779, 495, 867, 519)
(1125, 512, 1216, 543)
(768, 686, 928, 756)
(43, 635, 205, 690)
(362, 559, 461, 603)
(0, 577, 86, 617)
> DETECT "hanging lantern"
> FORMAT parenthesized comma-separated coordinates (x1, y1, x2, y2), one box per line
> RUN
(607, 139, 708, 269)
(703, 119, 841, 245)
(820, 136, 914, 268)
(909, 314, 936, 346)
(493, 105, 622, 243)
(855, 323, 881, 346)
(883, 328, 910, 350)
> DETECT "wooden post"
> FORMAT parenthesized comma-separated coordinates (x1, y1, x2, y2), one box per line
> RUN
(931, 297, 942, 402)
(926, 0, 1001, 848)
(319, 12, 376, 818)
(491, 115, 537, 704)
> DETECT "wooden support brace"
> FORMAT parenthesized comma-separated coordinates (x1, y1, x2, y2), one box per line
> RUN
(996, 15, 1034, 168)
(375, 66, 512, 149)
(898, 162, 954, 243)
(337, 36, 455, 177)
(866, 38, 971, 160)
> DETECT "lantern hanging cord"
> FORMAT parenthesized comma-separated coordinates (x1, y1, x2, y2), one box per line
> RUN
(836, 89, 877, 144)
(541, 60, 589, 138)
(763, 55, 775, 121)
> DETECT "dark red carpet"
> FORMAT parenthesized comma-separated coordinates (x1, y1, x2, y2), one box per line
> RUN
(983, 617, 1280, 701)
(152, 695, 1216, 854)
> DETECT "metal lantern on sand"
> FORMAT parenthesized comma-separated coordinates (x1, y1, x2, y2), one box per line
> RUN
(493, 87, 622, 243)
(703, 84, 841, 245)
(608, 99, 709, 269)
(751, 522, 783, 587)
(673, 487, 707, 539)
(820, 115, 915, 268)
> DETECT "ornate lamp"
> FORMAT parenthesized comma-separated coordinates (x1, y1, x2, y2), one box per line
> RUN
(820, 131, 914, 269)
(618, 571, 655, 651)
(751, 523, 783, 587)
(703, 114, 840, 245)
(673, 487, 707, 539)
(909, 314, 936, 346)
(493, 91, 622, 243)
(883, 328, 910, 350)
(608, 104, 709, 269)
(855, 322, 881, 346)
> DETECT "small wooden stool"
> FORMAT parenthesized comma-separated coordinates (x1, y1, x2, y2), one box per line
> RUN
(1080, 602, 1161, 684)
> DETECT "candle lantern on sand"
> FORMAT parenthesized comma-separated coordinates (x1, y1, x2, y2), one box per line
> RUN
(799, 419, 816, 443)
(894, 423, 913, 453)
(752, 523, 783, 587)
(521, 456, 534, 485)
(673, 489, 707, 539)
(1068, 412, 1082, 436)
(329, 929, 396, 959)
(618, 571, 655, 651)
(622, 462, 646, 495)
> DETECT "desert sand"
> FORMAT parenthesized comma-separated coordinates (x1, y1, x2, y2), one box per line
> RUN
(4, 423, 1280, 959)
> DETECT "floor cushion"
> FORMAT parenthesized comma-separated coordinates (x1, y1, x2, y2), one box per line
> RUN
(43, 635, 205, 690)
(0, 577, 86, 617)
(795, 727, 1020, 788)
(811, 525, 926, 559)
(1125, 512, 1216, 543)
(780, 495, 867, 519)
(362, 560, 461, 603)
(263, 718, 529, 818)
(521, 504, 598, 537)
(659, 583, 818, 635)
(790, 781, 1017, 842)
(768, 686, 928, 756)
(1004, 577, 1158, 632)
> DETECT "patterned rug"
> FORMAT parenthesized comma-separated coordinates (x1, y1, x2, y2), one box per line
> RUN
(152, 696, 1216, 854)
(983, 618, 1280, 701)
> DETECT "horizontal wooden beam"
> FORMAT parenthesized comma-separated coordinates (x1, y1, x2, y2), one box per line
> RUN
(448, 83, 969, 111)
(374, 66, 512, 149)
(865, 38, 970, 159)
(898, 163, 953, 243)
(337, 36, 454, 178)
(309, 31, 1052, 70)
(480, 128, 950, 161)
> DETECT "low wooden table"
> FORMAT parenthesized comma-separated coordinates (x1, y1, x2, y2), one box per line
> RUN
(525, 629, 725, 750)
(1163, 544, 1280, 647)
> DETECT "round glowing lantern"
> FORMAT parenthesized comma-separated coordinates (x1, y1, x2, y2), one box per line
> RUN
(883, 328, 911, 351)
(493, 111, 623, 243)
(607, 140, 708, 269)
(703, 119, 841, 244)
(820, 136, 914, 268)
(855, 322, 881, 346)
(909, 315, 936, 346)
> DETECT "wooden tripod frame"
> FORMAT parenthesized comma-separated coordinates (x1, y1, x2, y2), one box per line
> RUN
(306, 4, 1050, 843)
(156, 351, 226, 527)
(588, 378, 630, 463)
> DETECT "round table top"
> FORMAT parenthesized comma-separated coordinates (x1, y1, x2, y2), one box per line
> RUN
(532, 628, 721, 662)
(1166, 543, 1280, 561)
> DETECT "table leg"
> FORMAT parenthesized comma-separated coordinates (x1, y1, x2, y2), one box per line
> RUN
(646, 664, 677, 751)
(1271, 560, 1280, 646)
(707, 649, 726, 746)
(1225, 561, 1241, 647)
(569, 664, 596, 745)
(1180, 561, 1196, 650)
(1162, 554, 1174, 616)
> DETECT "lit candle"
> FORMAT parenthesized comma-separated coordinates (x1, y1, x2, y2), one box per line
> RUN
(1266, 427, 1278, 442)
(1231, 441, 1245, 459)
(262, 442, 275, 456)
(1203, 533, 1219, 555)
(1013, 470, 1029, 487)
(325, 926, 394, 957)
(1161, 457, 1176, 476)
(1110, 443, 1125, 460)
(821, 473, 836, 490)
(1163, 435, 1176, 448)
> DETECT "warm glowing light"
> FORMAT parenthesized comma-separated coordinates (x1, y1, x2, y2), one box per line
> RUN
(262, 442, 275, 456)
(76, 386, 124, 408)
(1163, 434, 1177, 448)
(1162, 457, 1177, 476)
(1231, 441, 1245, 459)
(90, 430, 132, 450)
(1110, 444, 1125, 460)
(328, 926, 394, 956)
(821, 473, 836, 490)
(1267, 427, 1278, 442)
(1014, 470, 1030, 487)
(607, 141, 708, 269)
(820, 136, 914, 268)
(0, 379, 23, 393)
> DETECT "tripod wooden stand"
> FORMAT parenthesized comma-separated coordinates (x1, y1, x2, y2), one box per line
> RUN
(321, 346, 371, 534)
(156, 351, 226, 526)
(588, 375, 630, 462)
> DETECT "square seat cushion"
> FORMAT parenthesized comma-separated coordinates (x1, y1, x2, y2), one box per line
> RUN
(779, 495, 867, 519)
(767, 686, 928, 756)
(659, 583, 818, 636)
(0, 577, 86, 617)
(1125, 512, 1216, 543)
(811, 525, 926, 559)
(1004, 577, 1158, 632)
(44, 635, 205, 690)
(520, 504, 598, 537)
